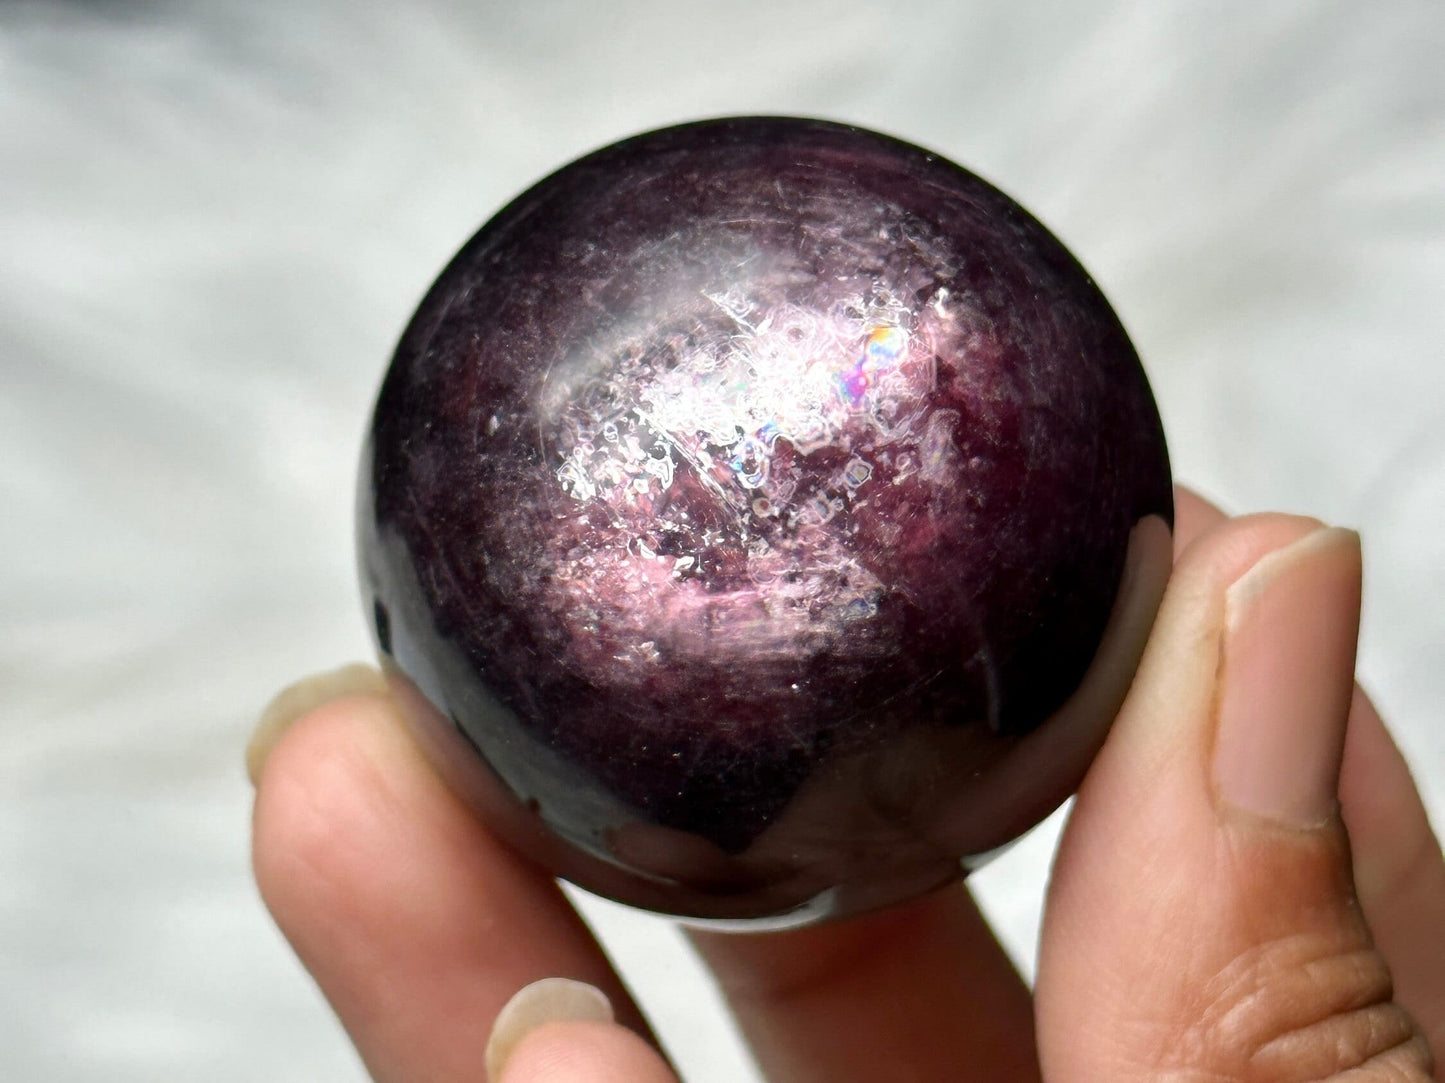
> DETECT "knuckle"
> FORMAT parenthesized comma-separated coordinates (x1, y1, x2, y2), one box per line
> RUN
(1165, 936, 1434, 1082)
(1252, 1002, 1425, 1080)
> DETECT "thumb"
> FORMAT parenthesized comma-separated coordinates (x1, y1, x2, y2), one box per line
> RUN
(1037, 516, 1435, 1081)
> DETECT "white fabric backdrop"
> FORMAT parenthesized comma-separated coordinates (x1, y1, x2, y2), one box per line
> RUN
(2, 3, 1441, 1080)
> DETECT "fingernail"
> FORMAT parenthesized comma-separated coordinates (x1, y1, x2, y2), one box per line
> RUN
(1212, 527, 1362, 828)
(485, 978, 614, 1081)
(247, 663, 388, 785)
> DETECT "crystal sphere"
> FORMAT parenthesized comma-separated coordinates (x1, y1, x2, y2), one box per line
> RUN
(359, 117, 1173, 927)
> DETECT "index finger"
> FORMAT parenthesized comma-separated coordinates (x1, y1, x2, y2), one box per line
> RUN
(250, 677, 660, 1082)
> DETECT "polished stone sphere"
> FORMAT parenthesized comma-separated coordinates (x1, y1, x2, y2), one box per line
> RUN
(359, 117, 1173, 926)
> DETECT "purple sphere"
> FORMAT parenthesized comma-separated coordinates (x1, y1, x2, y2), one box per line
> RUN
(359, 117, 1173, 926)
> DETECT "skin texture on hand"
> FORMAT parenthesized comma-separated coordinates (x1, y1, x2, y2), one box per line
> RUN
(249, 487, 1444, 1082)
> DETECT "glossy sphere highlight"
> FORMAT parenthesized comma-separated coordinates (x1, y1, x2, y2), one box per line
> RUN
(359, 118, 1173, 926)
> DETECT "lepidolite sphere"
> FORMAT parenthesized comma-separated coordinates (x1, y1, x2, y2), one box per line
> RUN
(359, 117, 1173, 926)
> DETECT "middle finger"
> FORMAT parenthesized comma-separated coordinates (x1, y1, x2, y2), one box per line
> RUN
(691, 884, 1039, 1083)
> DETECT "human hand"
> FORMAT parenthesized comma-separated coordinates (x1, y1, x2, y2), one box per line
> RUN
(248, 488, 1443, 1081)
